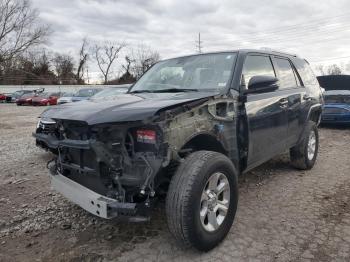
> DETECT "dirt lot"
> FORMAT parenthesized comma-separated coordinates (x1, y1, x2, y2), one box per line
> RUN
(0, 103, 349, 262)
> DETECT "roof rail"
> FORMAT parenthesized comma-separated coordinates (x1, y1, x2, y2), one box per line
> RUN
(259, 47, 298, 57)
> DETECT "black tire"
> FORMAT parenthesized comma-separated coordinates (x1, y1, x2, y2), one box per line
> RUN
(166, 151, 238, 251)
(290, 121, 319, 170)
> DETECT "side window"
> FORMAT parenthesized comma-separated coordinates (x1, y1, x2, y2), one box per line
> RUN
(292, 58, 318, 86)
(274, 58, 297, 89)
(242, 55, 275, 87)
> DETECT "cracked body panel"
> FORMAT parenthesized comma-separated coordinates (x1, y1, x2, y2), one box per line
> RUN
(34, 94, 240, 220)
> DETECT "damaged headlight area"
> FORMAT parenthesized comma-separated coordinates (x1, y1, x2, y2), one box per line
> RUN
(46, 120, 168, 220)
(36, 117, 57, 132)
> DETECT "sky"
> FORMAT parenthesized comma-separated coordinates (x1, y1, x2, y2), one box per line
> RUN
(31, 0, 350, 82)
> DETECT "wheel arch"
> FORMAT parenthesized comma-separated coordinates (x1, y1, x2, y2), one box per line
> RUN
(179, 132, 228, 157)
(307, 103, 322, 125)
(296, 103, 322, 145)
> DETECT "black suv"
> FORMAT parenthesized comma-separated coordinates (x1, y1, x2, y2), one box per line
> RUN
(34, 49, 323, 251)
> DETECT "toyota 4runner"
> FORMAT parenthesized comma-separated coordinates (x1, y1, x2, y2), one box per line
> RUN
(34, 49, 323, 251)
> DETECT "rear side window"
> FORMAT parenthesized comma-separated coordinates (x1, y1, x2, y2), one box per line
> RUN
(293, 58, 318, 85)
(274, 58, 297, 89)
(242, 55, 275, 86)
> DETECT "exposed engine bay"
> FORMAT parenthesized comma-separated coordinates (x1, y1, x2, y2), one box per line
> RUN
(34, 95, 240, 220)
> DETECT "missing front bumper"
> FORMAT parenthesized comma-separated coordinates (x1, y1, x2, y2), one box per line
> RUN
(50, 172, 138, 219)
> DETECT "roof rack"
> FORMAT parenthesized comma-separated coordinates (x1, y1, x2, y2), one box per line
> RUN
(259, 47, 298, 57)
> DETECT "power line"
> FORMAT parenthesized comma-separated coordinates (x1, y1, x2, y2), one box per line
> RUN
(230, 24, 350, 47)
(237, 11, 350, 37)
(309, 55, 350, 63)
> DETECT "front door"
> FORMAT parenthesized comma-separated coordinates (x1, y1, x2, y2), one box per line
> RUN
(272, 56, 307, 147)
(242, 54, 289, 168)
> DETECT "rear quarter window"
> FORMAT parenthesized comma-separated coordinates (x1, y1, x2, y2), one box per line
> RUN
(274, 57, 298, 89)
(292, 58, 318, 86)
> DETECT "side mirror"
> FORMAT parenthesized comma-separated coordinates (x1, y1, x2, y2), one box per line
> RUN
(245, 75, 279, 94)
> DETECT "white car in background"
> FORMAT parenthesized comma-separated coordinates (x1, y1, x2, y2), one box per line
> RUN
(57, 92, 74, 104)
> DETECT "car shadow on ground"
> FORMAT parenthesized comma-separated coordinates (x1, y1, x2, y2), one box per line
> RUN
(66, 155, 296, 256)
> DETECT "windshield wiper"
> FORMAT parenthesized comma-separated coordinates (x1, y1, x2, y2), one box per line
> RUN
(130, 88, 198, 93)
(129, 90, 153, 94)
(154, 88, 198, 93)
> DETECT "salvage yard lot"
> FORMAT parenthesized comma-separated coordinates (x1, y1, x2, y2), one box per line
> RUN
(0, 104, 349, 262)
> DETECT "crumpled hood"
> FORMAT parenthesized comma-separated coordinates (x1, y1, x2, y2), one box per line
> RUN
(41, 92, 217, 125)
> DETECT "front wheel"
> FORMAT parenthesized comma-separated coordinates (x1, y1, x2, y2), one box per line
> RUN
(166, 151, 238, 251)
(290, 121, 319, 170)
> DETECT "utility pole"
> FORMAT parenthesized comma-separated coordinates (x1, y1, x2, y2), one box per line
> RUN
(196, 32, 203, 53)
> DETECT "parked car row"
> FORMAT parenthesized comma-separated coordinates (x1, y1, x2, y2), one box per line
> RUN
(0, 85, 131, 106)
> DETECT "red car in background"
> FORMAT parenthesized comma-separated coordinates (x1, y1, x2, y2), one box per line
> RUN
(32, 92, 61, 106)
(0, 93, 6, 102)
(16, 93, 36, 106)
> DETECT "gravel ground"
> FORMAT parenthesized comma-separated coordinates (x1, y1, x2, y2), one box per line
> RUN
(0, 103, 349, 262)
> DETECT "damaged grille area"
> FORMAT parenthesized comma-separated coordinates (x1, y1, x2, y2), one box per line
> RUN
(44, 121, 167, 208)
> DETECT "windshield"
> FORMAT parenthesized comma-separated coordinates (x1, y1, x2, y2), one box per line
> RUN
(74, 89, 99, 97)
(62, 92, 74, 97)
(21, 93, 34, 98)
(325, 94, 350, 104)
(91, 87, 127, 98)
(130, 52, 237, 93)
(37, 92, 49, 98)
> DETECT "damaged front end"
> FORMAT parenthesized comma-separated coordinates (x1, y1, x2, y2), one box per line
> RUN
(35, 119, 168, 221)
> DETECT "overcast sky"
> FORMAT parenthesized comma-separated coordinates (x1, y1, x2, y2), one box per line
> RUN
(31, 0, 350, 81)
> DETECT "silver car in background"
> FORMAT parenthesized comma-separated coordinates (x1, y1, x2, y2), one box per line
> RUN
(57, 92, 75, 105)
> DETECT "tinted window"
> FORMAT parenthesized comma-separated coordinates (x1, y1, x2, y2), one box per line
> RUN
(293, 58, 318, 85)
(242, 55, 275, 86)
(274, 58, 297, 88)
(75, 89, 99, 97)
(131, 53, 237, 92)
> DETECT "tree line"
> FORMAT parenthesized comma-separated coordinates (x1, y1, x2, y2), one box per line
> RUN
(0, 0, 160, 85)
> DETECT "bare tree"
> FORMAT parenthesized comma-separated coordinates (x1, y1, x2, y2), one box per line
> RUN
(315, 64, 326, 76)
(53, 53, 75, 84)
(116, 56, 136, 84)
(130, 44, 160, 79)
(76, 38, 88, 84)
(0, 0, 50, 64)
(327, 64, 342, 75)
(92, 41, 126, 84)
(122, 56, 133, 75)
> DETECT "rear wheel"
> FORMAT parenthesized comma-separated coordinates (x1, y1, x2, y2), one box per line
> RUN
(290, 121, 319, 170)
(166, 151, 238, 251)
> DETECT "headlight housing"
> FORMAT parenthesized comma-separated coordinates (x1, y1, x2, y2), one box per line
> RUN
(37, 118, 56, 129)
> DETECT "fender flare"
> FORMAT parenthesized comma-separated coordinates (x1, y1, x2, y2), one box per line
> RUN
(306, 103, 323, 126)
(296, 103, 322, 144)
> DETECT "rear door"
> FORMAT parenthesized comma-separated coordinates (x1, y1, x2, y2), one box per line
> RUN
(272, 56, 306, 147)
(243, 54, 289, 168)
